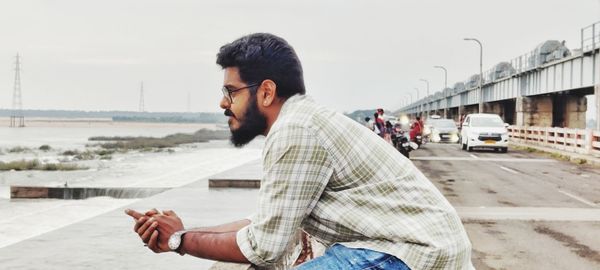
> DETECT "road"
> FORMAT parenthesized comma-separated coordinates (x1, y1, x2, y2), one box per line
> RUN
(410, 143, 600, 269)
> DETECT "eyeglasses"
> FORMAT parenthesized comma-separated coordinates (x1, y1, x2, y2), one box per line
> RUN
(221, 83, 260, 104)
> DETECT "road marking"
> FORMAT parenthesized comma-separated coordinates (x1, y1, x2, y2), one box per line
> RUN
(411, 157, 555, 162)
(469, 154, 478, 159)
(558, 190, 597, 207)
(499, 166, 519, 174)
(456, 207, 600, 221)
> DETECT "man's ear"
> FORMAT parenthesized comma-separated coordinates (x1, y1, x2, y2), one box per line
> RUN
(259, 80, 277, 107)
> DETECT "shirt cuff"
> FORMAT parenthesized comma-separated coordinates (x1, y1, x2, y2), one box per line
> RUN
(236, 225, 269, 266)
(244, 213, 255, 222)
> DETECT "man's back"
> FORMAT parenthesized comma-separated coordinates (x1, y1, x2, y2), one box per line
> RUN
(255, 95, 473, 269)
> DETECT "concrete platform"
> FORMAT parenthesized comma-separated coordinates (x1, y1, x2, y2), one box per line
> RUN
(10, 186, 169, 199)
(0, 159, 262, 270)
(208, 159, 262, 188)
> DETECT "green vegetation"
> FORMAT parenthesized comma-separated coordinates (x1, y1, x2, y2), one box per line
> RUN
(90, 129, 230, 150)
(61, 149, 117, 160)
(0, 159, 87, 171)
(39, 145, 52, 151)
(8, 146, 30, 153)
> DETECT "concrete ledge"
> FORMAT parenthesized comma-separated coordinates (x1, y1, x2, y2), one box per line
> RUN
(208, 179, 260, 188)
(208, 262, 253, 270)
(10, 186, 169, 199)
(509, 141, 600, 166)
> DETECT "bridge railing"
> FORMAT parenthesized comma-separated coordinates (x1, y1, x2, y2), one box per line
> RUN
(507, 126, 600, 157)
(581, 21, 599, 53)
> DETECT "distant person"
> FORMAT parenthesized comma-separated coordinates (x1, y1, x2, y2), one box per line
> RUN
(126, 33, 473, 270)
(410, 116, 423, 141)
(374, 112, 385, 138)
(364, 117, 374, 131)
(384, 120, 393, 144)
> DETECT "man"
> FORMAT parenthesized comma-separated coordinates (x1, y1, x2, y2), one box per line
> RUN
(364, 117, 374, 131)
(126, 33, 473, 269)
(410, 116, 424, 142)
(375, 109, 386, 138)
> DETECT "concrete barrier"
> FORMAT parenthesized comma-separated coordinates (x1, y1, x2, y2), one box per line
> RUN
(10, 186, 169, 199)
(508, 125, 600, 157)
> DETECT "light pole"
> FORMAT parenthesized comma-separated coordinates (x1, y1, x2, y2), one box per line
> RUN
(420, 79, 429, 117)
(464, 37, 483, 113)
(433, 66, 447, 89)
(414, 87, 420, 117)
(434, 65, 448, 118)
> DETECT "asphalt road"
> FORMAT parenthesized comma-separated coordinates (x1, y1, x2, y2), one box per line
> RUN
(410, 143, 600, 270)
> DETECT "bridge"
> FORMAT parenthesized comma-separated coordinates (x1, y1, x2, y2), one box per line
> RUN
(400, 21, 600, 132)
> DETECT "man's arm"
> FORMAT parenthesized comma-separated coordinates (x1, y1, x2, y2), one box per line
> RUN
(127, 208, 251, 262)
(186, 219, 250, 234)
(177, 231, 248, 263)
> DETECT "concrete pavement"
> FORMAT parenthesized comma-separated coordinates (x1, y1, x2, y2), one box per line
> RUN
(2, 143, 600, 269)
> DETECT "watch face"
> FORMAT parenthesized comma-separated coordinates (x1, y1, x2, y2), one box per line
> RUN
(168, 233, 181, 250)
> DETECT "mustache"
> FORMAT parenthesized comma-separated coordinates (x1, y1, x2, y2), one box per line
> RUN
(224, 109, 236, 118)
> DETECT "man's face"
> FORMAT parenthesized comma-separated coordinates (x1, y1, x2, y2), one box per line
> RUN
(219, 67, 268, 147)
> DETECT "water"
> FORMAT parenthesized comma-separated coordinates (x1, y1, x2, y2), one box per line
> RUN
(0, 119, 263, 248)
(0, 118, 219, 150)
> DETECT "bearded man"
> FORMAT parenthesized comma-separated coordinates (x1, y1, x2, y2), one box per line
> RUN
(126, 33, 474, 270)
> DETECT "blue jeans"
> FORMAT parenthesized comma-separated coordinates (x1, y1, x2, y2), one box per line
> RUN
(294, 244, 411, 270)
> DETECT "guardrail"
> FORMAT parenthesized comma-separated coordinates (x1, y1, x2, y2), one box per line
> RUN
(507, 126, 600, 156)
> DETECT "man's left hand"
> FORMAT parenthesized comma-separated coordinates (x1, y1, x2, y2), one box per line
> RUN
(146, 210, 185, 253)
(126, 209, 185, 253)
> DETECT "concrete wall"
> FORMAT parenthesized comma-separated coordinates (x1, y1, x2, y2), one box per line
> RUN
(564, 96, 587, 129)
(516, 96, 553, 127)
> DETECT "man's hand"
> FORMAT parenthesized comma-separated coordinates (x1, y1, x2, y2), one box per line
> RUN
(125, 208, 184, 253)
(149, 210, 185, 253)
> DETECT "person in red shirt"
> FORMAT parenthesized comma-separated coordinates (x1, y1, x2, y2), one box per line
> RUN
(409, 116, 423, 141)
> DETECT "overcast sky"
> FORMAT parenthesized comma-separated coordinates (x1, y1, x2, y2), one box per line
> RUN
(1, 0, 599, 113)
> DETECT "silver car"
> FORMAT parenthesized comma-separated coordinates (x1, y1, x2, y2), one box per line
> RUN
(428, 119, 460, 143)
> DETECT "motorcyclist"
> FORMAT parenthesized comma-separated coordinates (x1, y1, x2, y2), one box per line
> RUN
(410, 116, 424, 142)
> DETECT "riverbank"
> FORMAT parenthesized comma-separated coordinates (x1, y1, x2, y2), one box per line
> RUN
(0, 118, 263, 250)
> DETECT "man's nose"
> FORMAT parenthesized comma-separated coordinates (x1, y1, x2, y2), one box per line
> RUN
(219, 96, 230, 110)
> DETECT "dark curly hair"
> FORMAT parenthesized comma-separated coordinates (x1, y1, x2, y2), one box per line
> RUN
(216, 33, 306, 99)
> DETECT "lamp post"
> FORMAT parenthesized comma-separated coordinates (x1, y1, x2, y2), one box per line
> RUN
(464, 37, 483, 113)
(434, 65, 448, 118)
(420, 79, 430, 118)
(414, 87, 420, 117)
(433, 66, 447, 89)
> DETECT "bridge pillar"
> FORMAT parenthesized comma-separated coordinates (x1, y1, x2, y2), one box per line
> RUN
(564, 95, 587, 129)
(597, 84, 600, 130)
(516, 96, 553, 127)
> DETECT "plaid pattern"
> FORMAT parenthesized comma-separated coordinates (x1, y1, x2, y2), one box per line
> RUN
(236, 95, 474, 269)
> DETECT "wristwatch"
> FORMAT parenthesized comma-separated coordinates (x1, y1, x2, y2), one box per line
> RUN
(168, 230, 188, 255)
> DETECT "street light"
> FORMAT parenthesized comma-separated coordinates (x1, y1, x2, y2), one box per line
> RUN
(420, 79, 429, 117)
(464, 37, 483, 113)
(419, 79, 430, 96)
(414, 87, 420, 116)
(434, 66, 448, 118)
(433, 66, 447, 89)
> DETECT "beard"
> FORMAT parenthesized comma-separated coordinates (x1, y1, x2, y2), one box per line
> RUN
(227, 94, 268, 148)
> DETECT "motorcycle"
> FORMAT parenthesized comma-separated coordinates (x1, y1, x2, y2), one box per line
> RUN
(414, 134, 423, 147)
(394, 130, 419, 158)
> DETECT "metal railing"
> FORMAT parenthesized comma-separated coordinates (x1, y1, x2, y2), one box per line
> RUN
(403, 21, 600, 111)
(582, 21, 600, 53)
(507, 126, 600, 156)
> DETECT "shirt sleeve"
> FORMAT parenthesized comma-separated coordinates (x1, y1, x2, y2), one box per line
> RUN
(236, 125, 333, 266)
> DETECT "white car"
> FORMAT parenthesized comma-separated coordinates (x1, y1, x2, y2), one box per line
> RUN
(460, 113, 509, 153)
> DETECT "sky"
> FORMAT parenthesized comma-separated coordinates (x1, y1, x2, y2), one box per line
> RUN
(1, 0, 599, 113)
